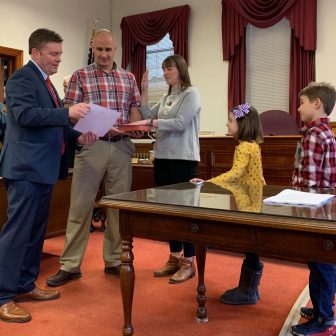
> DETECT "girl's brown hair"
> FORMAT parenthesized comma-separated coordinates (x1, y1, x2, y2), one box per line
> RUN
(233, 105, 264, 144)
(162, 55, 191, 95)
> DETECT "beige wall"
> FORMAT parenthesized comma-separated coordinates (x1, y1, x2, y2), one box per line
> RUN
(0, 0, 335, 133)
(0, 0, 111, 94)
(111, 0, 229, 135)
(316, 0, 336, 119)
(111, 0, 336, 133)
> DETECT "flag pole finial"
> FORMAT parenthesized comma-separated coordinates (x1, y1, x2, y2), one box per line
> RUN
(88, 19, 99, 65)
(91, 19, 99, 42)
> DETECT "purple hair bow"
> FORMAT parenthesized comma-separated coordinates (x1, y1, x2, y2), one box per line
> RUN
(232, 103, 250, 119)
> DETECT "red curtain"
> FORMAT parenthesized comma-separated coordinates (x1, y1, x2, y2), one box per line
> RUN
(222, 0, 316, 126)
(121, 5, 190, 88)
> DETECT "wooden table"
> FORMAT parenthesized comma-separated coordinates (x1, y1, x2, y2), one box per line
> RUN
(99, 182, 336, 336)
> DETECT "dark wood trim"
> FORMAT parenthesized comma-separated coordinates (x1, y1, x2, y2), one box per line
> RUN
(0, 136, 310, 237)
(98, 184, 336, 335)
(99, 196, 336, 234)
(0, 46, 23, 70)
(331, 121, 336, 135)
(0, 46, 24, 103)
(131, 136, 301, 190)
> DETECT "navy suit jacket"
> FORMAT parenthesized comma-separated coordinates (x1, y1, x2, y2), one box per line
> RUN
(0, 61, 81, 184)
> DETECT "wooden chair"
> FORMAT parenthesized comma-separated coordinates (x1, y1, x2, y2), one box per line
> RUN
(259, 110, 299, 135)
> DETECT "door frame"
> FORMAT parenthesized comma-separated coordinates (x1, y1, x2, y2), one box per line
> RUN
(0, 46, 23, 103)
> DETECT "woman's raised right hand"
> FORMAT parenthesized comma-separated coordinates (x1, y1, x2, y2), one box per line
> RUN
(141, 70, 149, 92)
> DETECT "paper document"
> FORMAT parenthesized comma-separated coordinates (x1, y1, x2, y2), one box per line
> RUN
(263, 189, 335, 207)
(74, 103, 121, 136)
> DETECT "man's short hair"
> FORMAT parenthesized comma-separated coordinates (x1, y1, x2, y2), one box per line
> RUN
(29, 28, 63, 55)
(299, 82, 336, 116)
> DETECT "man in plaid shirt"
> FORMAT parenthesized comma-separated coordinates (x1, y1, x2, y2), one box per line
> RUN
(47, 29, 142, 287)
(291, 82, 336, 336)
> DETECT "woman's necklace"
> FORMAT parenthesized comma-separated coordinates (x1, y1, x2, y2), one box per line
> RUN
(166, 88, 180, 106)
(163, 87, 180, 115)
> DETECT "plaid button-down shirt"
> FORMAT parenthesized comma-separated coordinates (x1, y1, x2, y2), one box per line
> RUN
(64, 62, 140, 126)
(292, 118, 336, 188)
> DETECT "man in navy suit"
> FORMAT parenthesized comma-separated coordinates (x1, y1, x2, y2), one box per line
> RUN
(0, 108, 5, 148)
(0, 28, 97, 323)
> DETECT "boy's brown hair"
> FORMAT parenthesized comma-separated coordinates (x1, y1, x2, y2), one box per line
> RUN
(234, 105, 264, 144)
(162, 55, 192, 95)
(299, 82, 336, 116)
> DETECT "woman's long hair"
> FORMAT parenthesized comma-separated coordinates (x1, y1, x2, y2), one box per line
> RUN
(162, 55, 191, 95)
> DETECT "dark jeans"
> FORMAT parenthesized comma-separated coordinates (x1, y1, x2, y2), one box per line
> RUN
(154, 159, 199, 258)
(308, 262, 336, 322)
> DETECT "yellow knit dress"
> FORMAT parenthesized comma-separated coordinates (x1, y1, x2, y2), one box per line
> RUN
(209, 141, 265, 185)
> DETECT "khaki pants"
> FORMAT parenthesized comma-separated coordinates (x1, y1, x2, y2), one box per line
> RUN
(60, 139, 134, 273)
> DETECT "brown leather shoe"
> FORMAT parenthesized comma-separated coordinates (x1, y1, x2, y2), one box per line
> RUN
(14, 286, 60, 302)
(0, 301, 31, 323)
(169, 257, 196, 283)
(153, 255, 181, 277)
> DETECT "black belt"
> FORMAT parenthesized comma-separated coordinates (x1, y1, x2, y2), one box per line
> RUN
(99, 135, 128, 142)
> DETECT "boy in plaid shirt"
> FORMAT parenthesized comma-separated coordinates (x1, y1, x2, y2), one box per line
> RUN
(291, 82, 336, 336)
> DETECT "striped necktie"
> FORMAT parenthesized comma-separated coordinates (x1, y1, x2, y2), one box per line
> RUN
(46, 76, 60, 107)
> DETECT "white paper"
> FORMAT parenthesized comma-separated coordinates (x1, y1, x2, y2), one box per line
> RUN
(263, 189, 335, 207)
(74, 103, 121, 136)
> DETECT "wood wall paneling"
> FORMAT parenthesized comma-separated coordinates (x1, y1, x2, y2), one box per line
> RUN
(131, 136, 300, 190)
(0, 174, 72, 238)
(0, 136, 302, 237)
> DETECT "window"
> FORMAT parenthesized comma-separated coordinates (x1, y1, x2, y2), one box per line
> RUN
(246, 19, 291, 113)
(146, 33, 174, 105)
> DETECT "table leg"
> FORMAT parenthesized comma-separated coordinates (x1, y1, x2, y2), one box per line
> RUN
(195, 243, 208, 323)
(120, 238, 135, 336)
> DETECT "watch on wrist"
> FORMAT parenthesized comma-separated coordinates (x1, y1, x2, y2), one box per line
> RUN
(149, 118, 154, 127)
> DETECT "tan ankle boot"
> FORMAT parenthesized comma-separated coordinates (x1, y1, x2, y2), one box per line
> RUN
(153, 255, 180, 277)
(169, 258, 196, 284)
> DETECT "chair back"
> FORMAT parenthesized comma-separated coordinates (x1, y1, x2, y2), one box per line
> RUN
(260, 110, 299, 135)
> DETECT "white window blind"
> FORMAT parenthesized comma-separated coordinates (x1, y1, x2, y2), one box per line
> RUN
(246, 19, 291, 113)
(146, 34, 174, 105)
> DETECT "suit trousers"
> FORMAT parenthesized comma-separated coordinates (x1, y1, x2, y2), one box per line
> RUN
(59, 139, 134, 272)
(0, 179, 53, 305)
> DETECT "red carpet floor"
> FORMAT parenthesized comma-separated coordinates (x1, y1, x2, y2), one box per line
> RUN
(1, 232, 310, 336)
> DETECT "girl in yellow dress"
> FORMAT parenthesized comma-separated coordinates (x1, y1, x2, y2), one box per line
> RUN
(191, 103, 265, 305)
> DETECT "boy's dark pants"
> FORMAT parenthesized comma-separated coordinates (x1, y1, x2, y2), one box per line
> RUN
(308, 262, 336, 322)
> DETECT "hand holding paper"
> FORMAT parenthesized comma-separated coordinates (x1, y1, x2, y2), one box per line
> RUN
(118, 120, 150, 138)
(118, 124, 150, 132)
(106, 127, 127, 137)
(77, 131, 99, 145)
(69, 103, 90, 120)
(74, 103, 121, 137)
